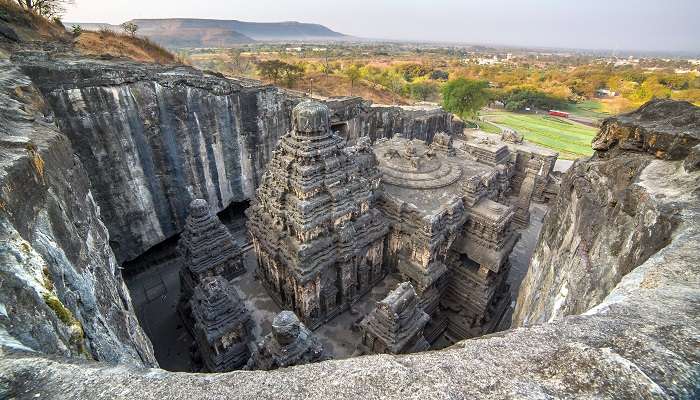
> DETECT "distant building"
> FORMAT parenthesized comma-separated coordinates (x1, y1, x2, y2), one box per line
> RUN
(596, 89, 617, 97)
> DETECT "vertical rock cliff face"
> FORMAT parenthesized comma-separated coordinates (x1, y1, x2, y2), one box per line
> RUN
(325, 97, 460, 144)
(0, 60, 156, 366)
(18, 59, 296, 262)
(513, 99, 700, 327)
(17, 58, 458, 263)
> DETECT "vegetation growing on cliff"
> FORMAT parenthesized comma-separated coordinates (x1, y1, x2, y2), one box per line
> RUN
(42, 291, 86, 354)
(75, 29, 177, 64)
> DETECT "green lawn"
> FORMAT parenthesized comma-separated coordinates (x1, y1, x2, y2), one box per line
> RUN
(477, 120, 502, 134)
(566, 100, 611, 119)
(482, 111, 598, 160)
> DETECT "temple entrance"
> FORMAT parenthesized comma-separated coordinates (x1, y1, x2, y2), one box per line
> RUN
(331, 122, 349, 139)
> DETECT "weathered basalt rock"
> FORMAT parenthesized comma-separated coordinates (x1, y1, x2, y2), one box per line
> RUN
(513, 99, 699, 326)
(0, 60, 156, 366)
(592, 99, 700, 159)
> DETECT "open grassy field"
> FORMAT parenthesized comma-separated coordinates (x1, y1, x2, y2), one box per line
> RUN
(482, 111, 598, 160)
(566, 100, 611, 119)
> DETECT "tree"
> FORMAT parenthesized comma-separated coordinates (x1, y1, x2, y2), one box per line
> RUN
(257, 60, 285, 83)
(70, 24, 82, 37)
(15, 0, 73, 17)
(396, 63, 430, 82)
(499, 88, 565, 112)
(256, 60, 304, 88)
(344, 65, 361, 95)
(429, 70, 449, 81)
(227, 48, 252, 75)
(408, 81, 438, 101)
(631, 77, 672, 103)
(280, 63, 304, 88)
(121, 22, 138, 37)
(441, 78, 490, 119)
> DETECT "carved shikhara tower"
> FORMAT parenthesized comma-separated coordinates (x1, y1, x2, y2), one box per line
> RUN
(248, 101, 557, 342)
(246, 101, 389, 329)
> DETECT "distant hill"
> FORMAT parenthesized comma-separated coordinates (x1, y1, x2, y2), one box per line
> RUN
(68, 18, 348, 48)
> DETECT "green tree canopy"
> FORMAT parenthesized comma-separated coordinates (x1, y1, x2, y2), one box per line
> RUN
(256, 60, 305, 88)
(408, 80, 439, 101)
(498, 87, 566, 112)
(343, 65, 361, 94)
(441, 78, 490, 119)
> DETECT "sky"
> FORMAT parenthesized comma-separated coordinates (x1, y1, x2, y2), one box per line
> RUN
(64, 0, 699, 53)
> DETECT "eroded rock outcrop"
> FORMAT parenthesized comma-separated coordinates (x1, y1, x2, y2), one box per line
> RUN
(513, 99, 699, 326)
(0, 60, 156, 366)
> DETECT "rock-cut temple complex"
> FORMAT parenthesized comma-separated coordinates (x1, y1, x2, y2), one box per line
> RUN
(246, 101, 390, 329)
(357, 282, 430, 355)
(247, 100, 559, 346)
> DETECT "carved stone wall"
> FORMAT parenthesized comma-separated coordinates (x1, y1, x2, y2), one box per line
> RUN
(246, 101, 389, 328)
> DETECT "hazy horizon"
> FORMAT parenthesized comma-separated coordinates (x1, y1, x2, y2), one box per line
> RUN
(64, 0, 699, 54)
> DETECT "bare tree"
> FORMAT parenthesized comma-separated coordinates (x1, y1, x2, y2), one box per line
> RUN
(15, 0, 74, 18)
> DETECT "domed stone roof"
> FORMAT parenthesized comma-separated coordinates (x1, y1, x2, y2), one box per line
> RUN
(272, 311, 301, 345)
(292, 100, 330, 136)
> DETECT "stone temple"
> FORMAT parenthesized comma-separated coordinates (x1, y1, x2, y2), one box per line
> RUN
(246, 101, 389, 329)
(189, 276, 254, 372)
(247, 101, 559, 346)
(357, 282, 430, 355)
(245, 311, 328, 370)
(178, 199, 245, 301)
